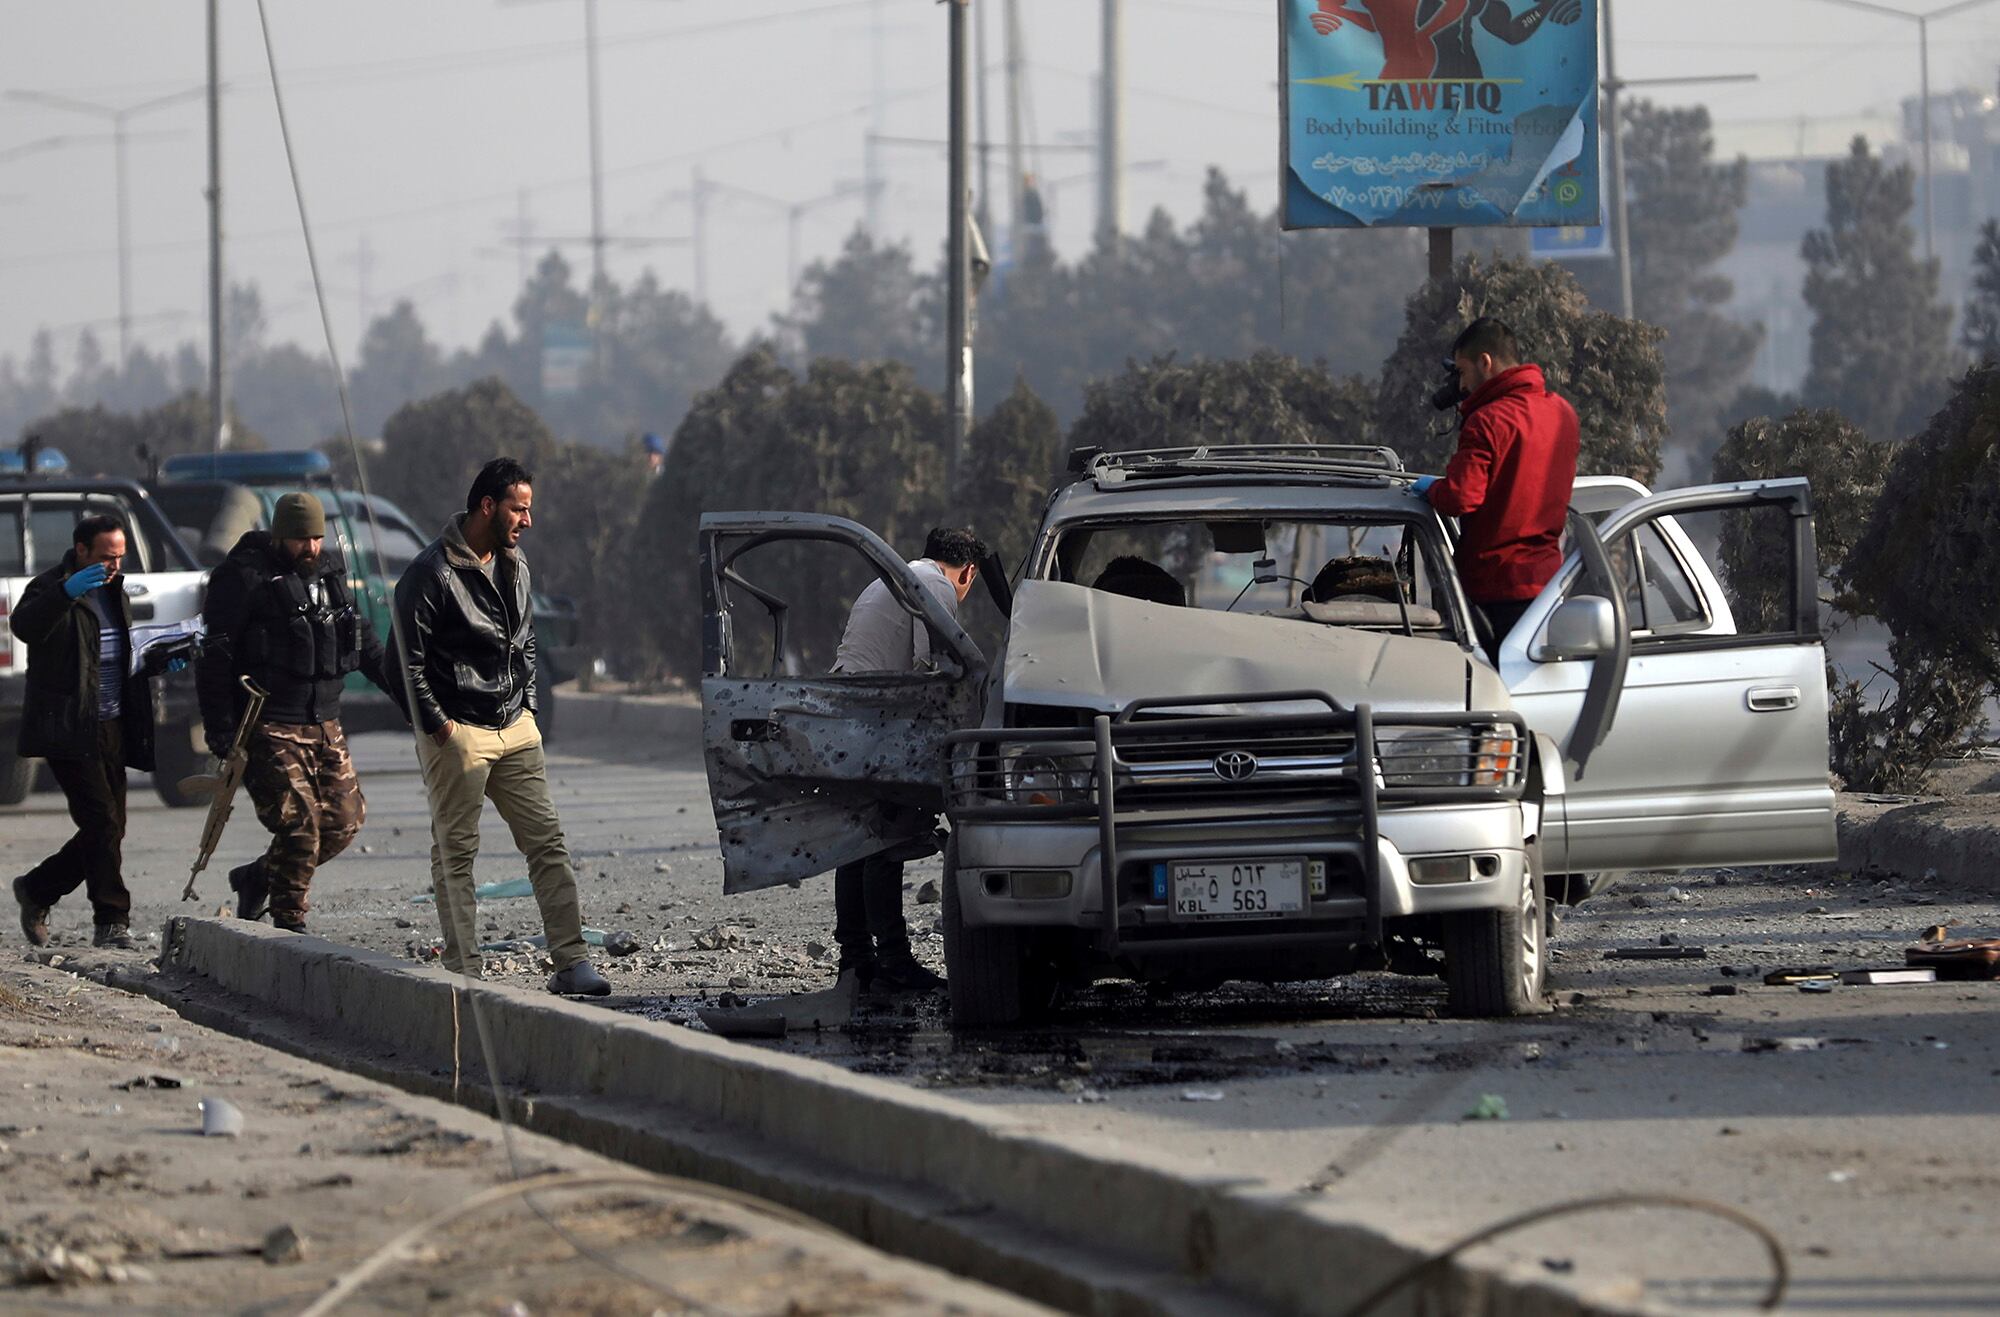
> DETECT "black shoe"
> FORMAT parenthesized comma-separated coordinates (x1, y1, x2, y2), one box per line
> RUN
(272, 917, 307, 934)
(835, 952, 876, 991)
(92, 923, 137, 951)
(871, 953, 945, 994)
(548, 960, 610, 996)
(228, 862, 270, 922)
(14, 877, 50, 948)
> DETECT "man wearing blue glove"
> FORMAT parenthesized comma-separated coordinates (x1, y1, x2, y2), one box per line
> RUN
(9, 515, 154, 950)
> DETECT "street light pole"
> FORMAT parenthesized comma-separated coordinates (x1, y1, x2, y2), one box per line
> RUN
(208, 0, 225, 450)
(6, 84, 204, 363)
(1809, 0, 2000, 265)
(946, 0, 972, 485)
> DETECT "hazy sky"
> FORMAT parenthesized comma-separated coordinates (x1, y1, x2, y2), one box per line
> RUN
(4, 0, 1999, 372)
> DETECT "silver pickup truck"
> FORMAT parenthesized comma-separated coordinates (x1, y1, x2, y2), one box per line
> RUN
(697, 445, 1837, 1025)
(1, 472, 209, 806)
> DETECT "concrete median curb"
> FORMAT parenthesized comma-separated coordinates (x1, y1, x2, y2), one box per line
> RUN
(148, 917, 1658, 1317)
(1837, 798, 2000, 893)
(548, 688, 700, 748)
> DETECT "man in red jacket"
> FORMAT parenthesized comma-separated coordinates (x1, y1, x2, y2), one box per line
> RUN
(1413, 318, 1580, 662)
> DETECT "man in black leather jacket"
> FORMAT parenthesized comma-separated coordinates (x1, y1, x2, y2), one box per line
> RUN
(394, 457, 608, 996)
(198, 492, 398, 932)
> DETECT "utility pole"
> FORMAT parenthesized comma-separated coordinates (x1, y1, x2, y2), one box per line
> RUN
(5, 86, 203, 364)
(1097, 0, 1123, 251)
(1004, 0, 1026, 243)
(1601, 0, 1633, 318)
(207, 0, 226, 451)
(512, 189, 533, 286)
(1600, 0, 1757, 318)
(583, 0, 606, 292)
(866, 0, 886, 235)
(1807, 0, 2000, 266)
(975, 0, 993, 228)
(691, 165, 711, 305)
(946, 0, 972, 484)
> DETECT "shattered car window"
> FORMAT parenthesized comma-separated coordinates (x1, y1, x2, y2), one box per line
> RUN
(1048, 516, 1462, 638)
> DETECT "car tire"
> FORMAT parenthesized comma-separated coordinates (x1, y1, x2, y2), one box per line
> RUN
(1441, 842, 1546, 1018)
(943, 840, 1027, 1028)
(151, 719, 210, 809)
(0, 737, 33, 806)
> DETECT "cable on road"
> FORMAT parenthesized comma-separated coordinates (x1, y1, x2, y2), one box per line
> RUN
(294, 1171, 838, 1317)
(1332, 1191, 1791, 1317)
(250, 5, 835, 1311)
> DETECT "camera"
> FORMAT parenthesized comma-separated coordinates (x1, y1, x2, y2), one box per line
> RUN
(1429, 358, 1465, 411)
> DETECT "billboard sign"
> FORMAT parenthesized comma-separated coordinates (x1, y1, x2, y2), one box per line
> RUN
(1280, 0, 1600, 230)
(541, 323, 591, 400)
(1529, 211, 1611, 259)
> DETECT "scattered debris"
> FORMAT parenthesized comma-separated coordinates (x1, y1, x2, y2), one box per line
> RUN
(260, 1224, 307, 1265)
(411, 876, 535, 904)
(1828, 1169, 1859, 1185)
(1463, 1094, 1510, 1121)
(197, 1097, 243, 1138)
(1706, 983, 1740, 997)
(1605, 946, 1707, 960)
(1906, 937, 2000, 981)
(1762, 967, 1838, 986)
(1841, 968, 1937, 986)
(693, 925, 746, 952)
(1799, 980, 1835, 994)
(1744, 1037, 1823, 1053)
(1180, 1089, 1225, 1102)
(915, 880, 941, 905)
(1541, 1257, 1575, 1274)
(114, 1075, 182, 1091)
(602, 930, 644, 957)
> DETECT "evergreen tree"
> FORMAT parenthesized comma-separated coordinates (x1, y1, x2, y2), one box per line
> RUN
(1962, 218, 2000, 362)
(1801, 137, 1957, 439)
(1374, 255, 1666, 481)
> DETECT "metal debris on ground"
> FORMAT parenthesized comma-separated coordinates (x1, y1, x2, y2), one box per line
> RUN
(1840, 968, 1937, 985)
(1604, 945, 1707, 960)
(1180, 1089, 1225, 1102)
(1762, 967, 1838, 986)
(1743, 1037, 1824, 1052)
(1906, 936, 2000, 980)
(114, 1075, 182, 1090)
(197, 1097, 244, 1138)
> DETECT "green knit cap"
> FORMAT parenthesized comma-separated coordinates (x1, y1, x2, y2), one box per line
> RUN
(270, 492, 325, 540)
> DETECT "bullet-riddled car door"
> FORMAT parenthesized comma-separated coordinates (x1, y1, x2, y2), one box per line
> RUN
(1502, 480, 1837, 873)
(699, 513, 988, 894)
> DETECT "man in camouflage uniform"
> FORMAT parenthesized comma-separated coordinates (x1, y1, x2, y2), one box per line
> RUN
(197, 493, 398, 932)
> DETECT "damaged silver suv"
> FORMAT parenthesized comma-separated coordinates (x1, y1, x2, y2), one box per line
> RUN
(698, 446, 1837, 1025)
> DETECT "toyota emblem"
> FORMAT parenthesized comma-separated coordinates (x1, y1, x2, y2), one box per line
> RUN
(1211, 750, 1258, 782)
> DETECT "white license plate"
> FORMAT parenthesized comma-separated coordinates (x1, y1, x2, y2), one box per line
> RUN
(1170, 860, 1307, 921)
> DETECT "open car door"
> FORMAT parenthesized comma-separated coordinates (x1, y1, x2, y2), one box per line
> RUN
(1499, 479, 1837, 875)
(700, 512, 989, 893)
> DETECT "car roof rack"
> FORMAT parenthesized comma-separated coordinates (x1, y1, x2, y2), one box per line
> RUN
(1079, 443, 1407, 484)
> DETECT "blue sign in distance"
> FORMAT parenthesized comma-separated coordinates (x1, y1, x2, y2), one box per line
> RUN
(1280, 0, 1600, 230)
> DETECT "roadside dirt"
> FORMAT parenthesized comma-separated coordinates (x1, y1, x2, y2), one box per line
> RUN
(0, 959, 1044, 1315)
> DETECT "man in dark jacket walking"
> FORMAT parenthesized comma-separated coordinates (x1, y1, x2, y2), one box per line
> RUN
(394, 457, 607, 996)
(9, 514, 155, 949)
(197, 492, 398, 932)
(1414, 317, 1580, 662)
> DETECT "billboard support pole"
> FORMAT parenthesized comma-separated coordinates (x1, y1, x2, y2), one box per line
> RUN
(1428, 228, 1453, 284)
(946, 0, 971, 489)
(1602, 0, 1635, 318)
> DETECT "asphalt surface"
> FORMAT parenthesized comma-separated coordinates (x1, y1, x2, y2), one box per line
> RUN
(6, 727, 1999, 1313)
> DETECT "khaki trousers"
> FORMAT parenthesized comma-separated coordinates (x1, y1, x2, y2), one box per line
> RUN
(416, 711, 587, 974)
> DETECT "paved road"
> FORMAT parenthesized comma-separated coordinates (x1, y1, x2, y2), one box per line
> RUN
(6, 730, 1998, 1313)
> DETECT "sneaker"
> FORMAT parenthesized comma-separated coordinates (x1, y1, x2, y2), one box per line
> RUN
(547, 960, 611, 997)
(228, 862, 270, 922)
(870, 953, 946, 994)
(92, 923, 137, 951)
(13, 877, 49, 948)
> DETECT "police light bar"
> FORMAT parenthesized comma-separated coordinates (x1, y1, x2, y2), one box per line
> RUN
(159, 449, 333, 484)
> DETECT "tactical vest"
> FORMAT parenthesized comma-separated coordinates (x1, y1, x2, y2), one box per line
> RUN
(241, 566, 364, 681)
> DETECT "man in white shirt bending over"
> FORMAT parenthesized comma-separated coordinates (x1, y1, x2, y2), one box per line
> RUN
(829, 526, 984, 992)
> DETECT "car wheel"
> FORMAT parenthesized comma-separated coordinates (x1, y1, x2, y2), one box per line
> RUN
(152, 720, 210, 809)
(942, 839, 1027, 1028)
(0, 737, 33, 806)
(1441, 842, 1546, 1018)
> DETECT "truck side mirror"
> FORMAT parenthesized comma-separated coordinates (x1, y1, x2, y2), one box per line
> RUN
(1541, 595, 1618, 660)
